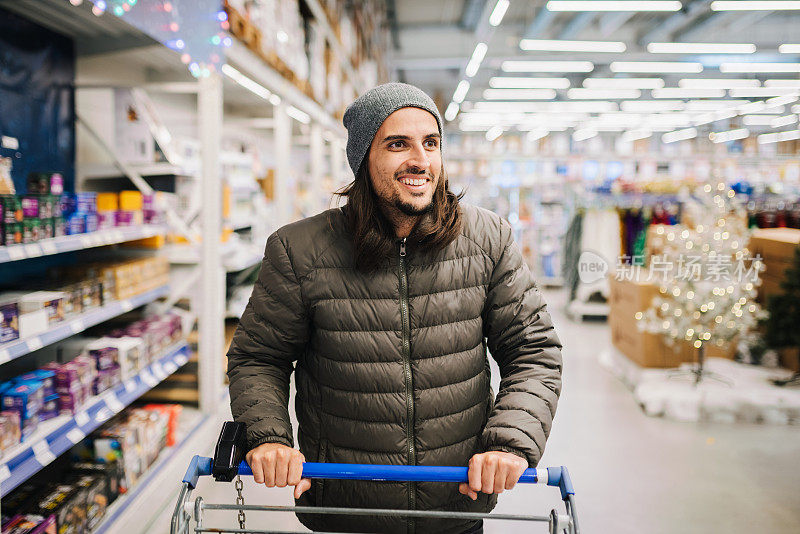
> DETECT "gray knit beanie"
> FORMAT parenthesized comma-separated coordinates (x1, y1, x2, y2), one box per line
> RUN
(343, 82, 443, 176)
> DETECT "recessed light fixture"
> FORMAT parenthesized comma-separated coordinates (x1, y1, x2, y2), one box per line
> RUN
(765, 80, 800, 88)
(647, 43, 756, 54)
(486, 125, 504, 141)
(483, 89, 558, 100)
(502, 60, 595, 72)
(611, 62, 704, 73)
(465, 43, 488, 77)
(567, 88, 642, 99)
(729, 87, 800, 97)
(489, 0, 510, 26)
(584, 77, 665, 89)
(652, 88, 727, 99)
(572, 128, 599, 141)
(711, 1, 800, 11)
(453, 80, 471, 103)
(779, 44, 800, 53)
(679, 78, 761, 89)
(445, 102, 460, 122)
(771, 114, 799, 127)
(520, 39, 626, 52)
(547, 1, 682, 11)
(662, 127, 698, 143)
(720, 63, 800, 73)
(622, 130, 653, 142)
(757, 129, 800, 144)
(621, 100, 686, 112)
(489, 77, 571, 89)
(709, 128, 749, 143)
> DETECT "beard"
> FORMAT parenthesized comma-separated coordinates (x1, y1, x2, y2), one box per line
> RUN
(395, 196, 434, 216)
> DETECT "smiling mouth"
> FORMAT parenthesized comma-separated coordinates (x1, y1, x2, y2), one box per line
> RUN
(397, 175, 430, 187)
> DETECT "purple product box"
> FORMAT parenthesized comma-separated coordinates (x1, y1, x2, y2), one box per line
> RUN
(88, 346, 119, 371)
(21, 197, 39, 218)
(97, 212, 114, 230)
(84, 213, 99, 233)
(76, 192, 97, 214)
(1, 513, 57, 534)
(59, 193, 77, 218)
(1, 301, 20, 343)
(58, 390, 83, 415)
(2, 382, 43, 440)
(40, 394, 59, 422)
(65, 214, 85, 235)
(114, 210, 138, 227)
(92, 365, 121, 395)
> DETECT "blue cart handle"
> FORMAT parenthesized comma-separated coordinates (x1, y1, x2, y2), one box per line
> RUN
(183, 456, 574, 499)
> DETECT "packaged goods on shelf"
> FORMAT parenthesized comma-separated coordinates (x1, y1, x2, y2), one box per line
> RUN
(27, 173, 64, 196)
(0, 157, 14, 195)
(32, 483, 86, 534)
(1, 380, 43, 441)
(0, 296, 19, 343)
(0, 514, 56, 534)
(0, 410, 21, 453)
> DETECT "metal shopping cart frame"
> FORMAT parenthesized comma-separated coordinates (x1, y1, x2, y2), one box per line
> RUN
(170, 423, 579, 534)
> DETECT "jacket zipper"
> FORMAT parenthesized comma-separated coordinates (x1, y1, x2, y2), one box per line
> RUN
(398, 238, 416, 533)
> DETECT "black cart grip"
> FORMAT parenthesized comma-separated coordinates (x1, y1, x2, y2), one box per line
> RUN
(212, 421, 248, 482)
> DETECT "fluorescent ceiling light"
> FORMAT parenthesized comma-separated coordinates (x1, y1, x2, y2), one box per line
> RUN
(445, 102, 460, 122)
(779, 44, 800, 53)
(221, 64, 272, 100)
(483, 89, 558, 100)
(490, 77, 571, 89)
(686, 99, 749, 110)
(583, 77, 665, 89)
(567, 88, 642, 99)
(679, 78, 761, 89)
(465, 42, 488, 77)
(647, 42, 756, 54)
(611, 62, 703, 73)
(757, 129, 800, 143)
(547, 1, 682, 11)
(662, 127, 698, 143)
(766, 93, 800, 106)
(729, 87, 799, 97)
(486, 125, 504, 141)
(502, 60, 594, 72)
(518, 124, 569, 131)
(453, 80, 471, 103)
(573, 129, 598, 141)
(459, 123, 492, 131)
(520, 39, 626, 52)
(742, 114, 780, 126)
(652, 88, 727, 98)
(771, 114, 799, 127)
(286, 106, 310, 124)
(489, 0, 510, 26)
(711, 1, 800, 10)
(721, 63, 800, 73)
(526, 128, 550, 141)
(622, 130, 653, 142)
(709, 128, 749, 143)
(621, 100, 686, 112)
(765, 79, 800, 88)
(794, 105, 800, 113)
(473, 101, 619, 112)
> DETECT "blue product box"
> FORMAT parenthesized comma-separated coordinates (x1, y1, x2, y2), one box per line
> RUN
(84, 213, 99, 233)
(1, 381, 43, 440)
(15, 370, 56, 398)
(76, 192, 97, 214)
(65, 214, 86, 236)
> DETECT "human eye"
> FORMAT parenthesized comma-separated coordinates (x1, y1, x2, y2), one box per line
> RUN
(424, 138, 439, 148)
(388, 140, 405, 149)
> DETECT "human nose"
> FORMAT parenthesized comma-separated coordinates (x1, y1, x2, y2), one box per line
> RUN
(405, 142, 431, 171)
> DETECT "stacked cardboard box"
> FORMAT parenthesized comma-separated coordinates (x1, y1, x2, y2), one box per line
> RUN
(609, 277, 736, 368)
(747, 228, 800, 304)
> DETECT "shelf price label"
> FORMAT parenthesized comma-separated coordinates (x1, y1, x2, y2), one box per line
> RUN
(0, 348, 10, 364)
(7, 247, 25, 261)
(124, 379, 137, 393)
(31, 440, 56, 466)
(140, 369, 158, 387)
(66, 428, 85, 444)
(26, 338, 44, 352)
(75, 411, 90, 427)
(105, 393, 125, 413)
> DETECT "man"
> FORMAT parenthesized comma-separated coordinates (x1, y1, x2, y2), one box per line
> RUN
(227, 82, 562, 534)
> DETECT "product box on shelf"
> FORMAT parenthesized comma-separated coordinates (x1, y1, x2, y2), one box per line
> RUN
(0, 297, 20, 343)
(747, 228, 800, 303)
(608, 277, 736, 368)
(19, 292, 67, 326)
(0, 410, 21, 453)
(27, 173, 64, 196)
(15, 370, 56, 398)
(0, 514, 57, 534)
(71, 461, 123, 504)
(71, 474, 108, 531)
(34, 484, 86, 534)
(1, 381, 43, 440)
(18, 308, 49, 339)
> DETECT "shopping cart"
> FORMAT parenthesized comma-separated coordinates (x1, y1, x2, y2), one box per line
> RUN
(171, 423, 579, 534)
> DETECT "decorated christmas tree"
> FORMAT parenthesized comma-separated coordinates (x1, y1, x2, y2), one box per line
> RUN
(637, 182, 767, 384)
(765, 246, 800, 386)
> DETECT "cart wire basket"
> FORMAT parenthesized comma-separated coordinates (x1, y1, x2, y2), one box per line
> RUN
(170, 422, 579, 534)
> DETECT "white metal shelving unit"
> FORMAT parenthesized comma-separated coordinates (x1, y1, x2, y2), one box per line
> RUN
(0, 0, 354, 523)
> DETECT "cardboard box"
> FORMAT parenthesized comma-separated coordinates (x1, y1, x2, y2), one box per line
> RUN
(609, 277, 736, 368)
(747, 228, 800, 303)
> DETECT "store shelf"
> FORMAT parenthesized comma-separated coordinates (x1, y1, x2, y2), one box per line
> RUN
(78, 162, 195, 181)
(0, 341, 191, 497)
(92, 392, 229, 534)
(0, 225, 166, 264)
(0, 285, 169, 365)
(164, 244, 261, 272)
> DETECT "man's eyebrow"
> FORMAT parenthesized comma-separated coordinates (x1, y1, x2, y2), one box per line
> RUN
(381, 133, 441, 143)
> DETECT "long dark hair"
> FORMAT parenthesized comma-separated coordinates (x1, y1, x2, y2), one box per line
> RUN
(334, 159, 463, 272)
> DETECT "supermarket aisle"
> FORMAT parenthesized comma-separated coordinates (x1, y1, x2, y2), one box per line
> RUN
(187, 288, 800, 534)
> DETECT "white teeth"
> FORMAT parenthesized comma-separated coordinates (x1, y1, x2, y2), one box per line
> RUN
(401, 178, 426, 186)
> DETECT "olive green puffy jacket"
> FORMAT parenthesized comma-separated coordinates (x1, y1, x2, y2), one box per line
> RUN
(227, 204, 562, 533)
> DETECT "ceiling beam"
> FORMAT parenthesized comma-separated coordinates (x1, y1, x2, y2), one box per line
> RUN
(676, 11, 738, 42)
(385, 0, 401, 51)
(599, 12, 634, 37)
(460, 0, 488, 31)
(524, 7, 557, 39)
(558, 12, 596, 40)
(638, 0, 711, 46)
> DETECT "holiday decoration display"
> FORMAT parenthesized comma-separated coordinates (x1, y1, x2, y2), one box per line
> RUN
(637, 182, 767, 384)
(764, 245, 800, 386)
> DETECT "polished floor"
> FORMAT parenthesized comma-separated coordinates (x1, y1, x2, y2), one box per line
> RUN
(190, 288, 800, 533)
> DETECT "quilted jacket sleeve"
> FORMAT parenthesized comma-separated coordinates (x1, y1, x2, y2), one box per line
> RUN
(480, 220, 563, 467)
(227, 231, 310, 451)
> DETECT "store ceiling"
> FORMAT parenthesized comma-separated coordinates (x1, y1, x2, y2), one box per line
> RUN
(390, 0, 800, 134)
